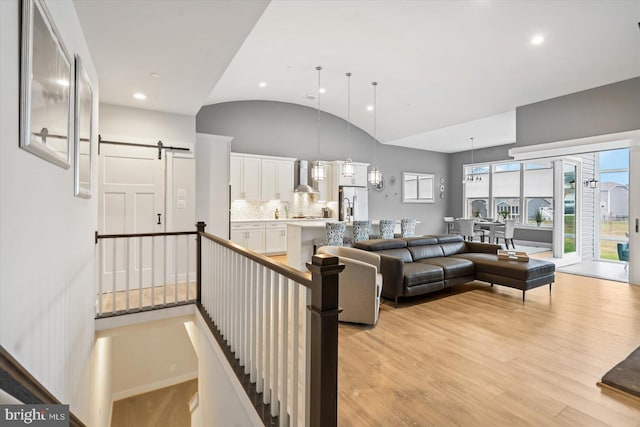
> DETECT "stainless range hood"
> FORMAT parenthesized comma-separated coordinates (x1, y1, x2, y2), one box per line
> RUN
(295, 160, 319, 194)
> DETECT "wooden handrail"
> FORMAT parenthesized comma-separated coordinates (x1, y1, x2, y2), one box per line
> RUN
(200, 231, 313, 287)
(0, 346, 86, 427)
(95, 230, 198, 243)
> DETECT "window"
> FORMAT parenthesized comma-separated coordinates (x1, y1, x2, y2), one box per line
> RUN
(463, 160, 553, 227)
(524, 161, 553, 226)
(467, 199, 489, 218)
(402, 172, 434, 203)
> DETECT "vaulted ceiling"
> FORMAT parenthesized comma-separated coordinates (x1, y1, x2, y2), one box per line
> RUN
(74, 0, 640, 153)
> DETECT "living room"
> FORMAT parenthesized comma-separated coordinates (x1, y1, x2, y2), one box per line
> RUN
(1, 1, 639, 425)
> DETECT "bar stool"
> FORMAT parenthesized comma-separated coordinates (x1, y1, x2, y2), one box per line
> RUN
(371, 219, 395, 239)
(400, 218, 416, 237)
(352, 220, 371, 243)
(313, 222, 347, 253)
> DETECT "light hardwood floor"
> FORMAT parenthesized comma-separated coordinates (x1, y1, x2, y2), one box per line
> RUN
(338, 273, 640, 426)
(98, 282, 196, 314)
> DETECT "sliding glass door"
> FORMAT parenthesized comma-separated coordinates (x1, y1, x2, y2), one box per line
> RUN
(597, 149, 629, 261)
(563, 163, 577, 255)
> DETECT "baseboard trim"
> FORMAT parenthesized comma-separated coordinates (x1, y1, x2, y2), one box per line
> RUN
(112, 371, 198, 402)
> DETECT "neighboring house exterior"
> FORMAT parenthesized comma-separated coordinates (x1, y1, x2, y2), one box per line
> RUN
(600, 182, 629, 219)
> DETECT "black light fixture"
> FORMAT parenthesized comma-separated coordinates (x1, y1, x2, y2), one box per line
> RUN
(584, 178, 599, 188)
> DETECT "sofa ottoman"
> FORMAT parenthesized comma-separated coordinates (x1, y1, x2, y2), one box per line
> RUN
(451, 252, 555, 301)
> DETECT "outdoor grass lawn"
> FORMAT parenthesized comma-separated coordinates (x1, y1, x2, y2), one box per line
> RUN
(600, 218, 629, 260)
(564, 214, 575, 253)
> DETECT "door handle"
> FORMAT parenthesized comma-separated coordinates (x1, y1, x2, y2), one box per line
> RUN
(157, 213, 162, 225)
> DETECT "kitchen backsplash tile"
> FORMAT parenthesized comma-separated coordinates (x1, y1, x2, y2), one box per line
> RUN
(231, 196, 329, 220)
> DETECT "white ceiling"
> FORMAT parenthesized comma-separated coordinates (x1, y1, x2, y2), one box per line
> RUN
(74, 0, 640, 153)
(73, 0, 269, 116)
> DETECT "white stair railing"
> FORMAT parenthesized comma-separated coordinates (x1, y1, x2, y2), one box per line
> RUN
(95, 230, 198, 317)
(198, 228, 343, 427)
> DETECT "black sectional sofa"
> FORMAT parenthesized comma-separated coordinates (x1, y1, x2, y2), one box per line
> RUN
(354, 235, 555, 303)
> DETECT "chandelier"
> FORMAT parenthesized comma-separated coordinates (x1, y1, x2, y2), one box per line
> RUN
(463, 137, 482, 183)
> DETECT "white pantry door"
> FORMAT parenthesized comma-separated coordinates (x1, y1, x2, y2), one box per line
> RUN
(98, 144, 165, 291)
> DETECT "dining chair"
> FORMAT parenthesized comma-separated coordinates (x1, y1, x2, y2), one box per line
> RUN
(444, 217, 460, 234)
(457, 219, 487, 242)
(494, 219, 516, 249)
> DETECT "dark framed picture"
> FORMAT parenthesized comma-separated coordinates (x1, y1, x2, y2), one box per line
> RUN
(20, 0, 73, 169)
(74, 55, 93, 198)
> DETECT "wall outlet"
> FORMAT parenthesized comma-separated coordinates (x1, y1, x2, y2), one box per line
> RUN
(169, 363, 176, 373)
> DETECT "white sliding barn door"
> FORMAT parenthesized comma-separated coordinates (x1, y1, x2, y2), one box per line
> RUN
(98, 144, 165, 291)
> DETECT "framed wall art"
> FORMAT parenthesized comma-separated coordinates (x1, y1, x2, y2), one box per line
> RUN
(20, 0, 73, 169)
(74, 55, 93, 198)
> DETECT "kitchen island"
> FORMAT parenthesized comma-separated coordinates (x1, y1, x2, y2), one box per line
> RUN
(286, 220, 400, 271)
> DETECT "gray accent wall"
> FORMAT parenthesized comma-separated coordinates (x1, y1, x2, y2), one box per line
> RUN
(449, 77, 640, 219)
(516, 77, 640, 146)
(197, 101, 449, 235)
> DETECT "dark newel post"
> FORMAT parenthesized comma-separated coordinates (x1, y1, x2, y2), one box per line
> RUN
(196, 221, 206, 303)
(306, 254, 344, 427)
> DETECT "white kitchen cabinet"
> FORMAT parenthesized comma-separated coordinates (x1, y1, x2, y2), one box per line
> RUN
(230, 154, 261, 201)
(265, 223, 287, 254)
(333, 161, 369, 188)
(230, 221, 265, 253)
(261, 159, 294, 202)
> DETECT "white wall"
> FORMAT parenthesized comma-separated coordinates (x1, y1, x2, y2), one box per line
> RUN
(195, 133, 232, 238)
(99, 103, 196, 143)
(185, 314, 262, 427)
(89, 337, 113, 427)
(109, 318, 198, 400)
(0, 0, 98, 422)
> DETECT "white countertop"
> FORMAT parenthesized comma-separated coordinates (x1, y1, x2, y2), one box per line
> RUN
(286, 221, 329, 228)
(231, 218, 332, 223)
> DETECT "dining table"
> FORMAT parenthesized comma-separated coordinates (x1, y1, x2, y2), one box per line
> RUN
(445, 218, 505, 242)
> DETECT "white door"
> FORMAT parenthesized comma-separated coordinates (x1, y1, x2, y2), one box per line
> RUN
(98, 144, 165, 291)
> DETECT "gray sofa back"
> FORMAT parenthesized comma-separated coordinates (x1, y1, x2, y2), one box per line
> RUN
(355, 235, 467, 262)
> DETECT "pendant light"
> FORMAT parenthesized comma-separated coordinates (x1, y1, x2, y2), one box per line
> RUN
(463, 137, 482, 184)
(342, 72, 355, 178)
(368, 81, 382, 186)
(310, 66, 326, 181)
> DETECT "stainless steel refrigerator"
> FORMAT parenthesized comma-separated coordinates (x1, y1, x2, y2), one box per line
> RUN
(339, 186, 369, 222)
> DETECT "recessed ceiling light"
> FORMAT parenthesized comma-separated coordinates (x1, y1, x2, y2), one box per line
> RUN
(318, 88, 326, 94)
(531, 34, 545, 45)
(133, 92, 146, 100)
(366, 105, 374, 111)
(150, 72, 160, 78)
(56, 79, 69, 87)
(259, 82, 267, 88)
